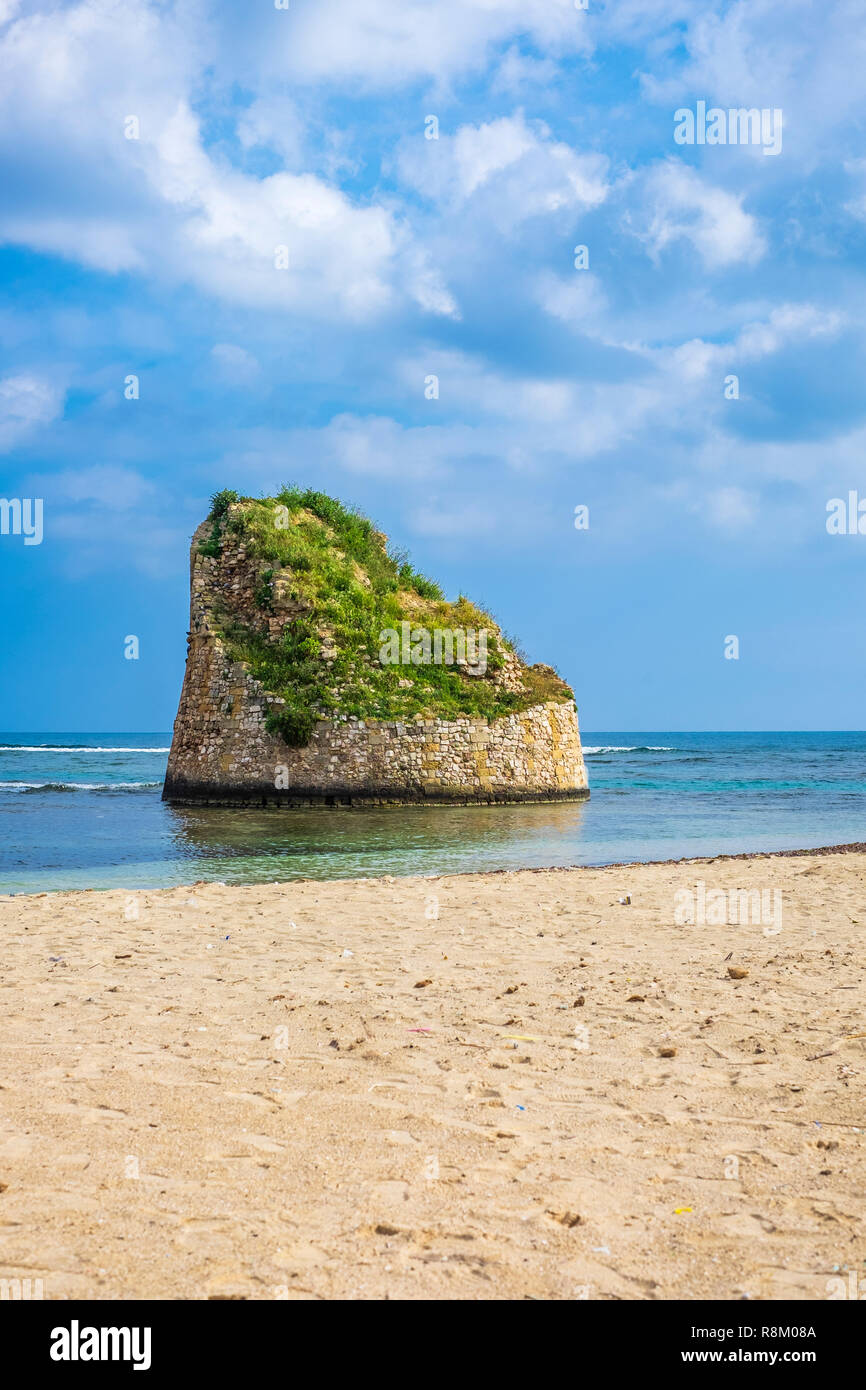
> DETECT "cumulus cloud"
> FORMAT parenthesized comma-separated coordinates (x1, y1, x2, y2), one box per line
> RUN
(453, 115, 539, 198)
(151, 103, 401, 318)
(400, 113, 609, 230)
(0, 1, 456, 320)
(638, 161, 765, 267)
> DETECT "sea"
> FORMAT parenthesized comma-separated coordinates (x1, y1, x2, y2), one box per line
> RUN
(0, 732, 863, 893)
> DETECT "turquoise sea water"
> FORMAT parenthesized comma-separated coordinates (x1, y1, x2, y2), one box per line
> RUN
(0, 731, 864, 892)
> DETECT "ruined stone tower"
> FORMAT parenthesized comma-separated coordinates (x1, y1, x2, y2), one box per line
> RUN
(163, 490, 589, 806)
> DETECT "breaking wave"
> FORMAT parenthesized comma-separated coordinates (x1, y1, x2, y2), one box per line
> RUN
(583, 745, 676, 755)
(2, 781, 162, 793)
(0, 745, 170, 753)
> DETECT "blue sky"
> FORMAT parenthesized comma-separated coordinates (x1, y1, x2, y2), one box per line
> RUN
(1, 0, 865, 732)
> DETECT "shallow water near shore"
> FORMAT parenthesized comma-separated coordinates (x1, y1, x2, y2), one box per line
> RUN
(1, 730, 865, 892)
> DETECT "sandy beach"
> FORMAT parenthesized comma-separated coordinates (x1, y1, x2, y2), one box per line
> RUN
(0, 849, 863, 1301)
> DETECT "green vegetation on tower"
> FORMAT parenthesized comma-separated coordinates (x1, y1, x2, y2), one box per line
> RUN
(200, 487, 574, 746)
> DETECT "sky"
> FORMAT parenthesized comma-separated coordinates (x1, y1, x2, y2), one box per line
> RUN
(1, 0, 865, 733)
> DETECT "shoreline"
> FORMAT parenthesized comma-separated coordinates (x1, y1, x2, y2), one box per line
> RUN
(545, 838, 866, 872)
(3, 838, 866, 899)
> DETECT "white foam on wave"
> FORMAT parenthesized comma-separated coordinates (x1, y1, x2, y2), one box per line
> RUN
(583, 745, 676, 754)
(1, 781, 162, 791)
(0, 746, 170, 753)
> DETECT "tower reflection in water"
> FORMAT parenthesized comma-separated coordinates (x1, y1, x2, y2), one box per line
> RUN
(164, 799, 591, 883)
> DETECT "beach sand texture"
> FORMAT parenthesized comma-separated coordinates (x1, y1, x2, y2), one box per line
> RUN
(0, 852, 863, 1301)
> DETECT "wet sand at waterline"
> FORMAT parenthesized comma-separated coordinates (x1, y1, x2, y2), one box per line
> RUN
(0, 851, 863, 1300)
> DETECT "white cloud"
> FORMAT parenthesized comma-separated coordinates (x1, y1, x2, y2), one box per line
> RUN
(0, 373, 64, 451)
(236, 94, 305, 167)
(401, 248, 461, 319)
(151, 102, 400, 319)
(640, 161, 765, 267)
(395, 349, 655, 447)
(735, 303, 842, 357)
(453, 115, 537, 197)
(0, 216, 146, 273)
(270, 0, 592, 89)
(491, 46, 561, 97)
(235, 355, 666, 488)
(321, 413, 470, 480)
(652, 303, 843, 382)
(400, 113, 609, 230)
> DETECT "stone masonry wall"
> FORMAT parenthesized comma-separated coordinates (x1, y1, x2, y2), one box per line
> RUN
(163, 520, 589, 806)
